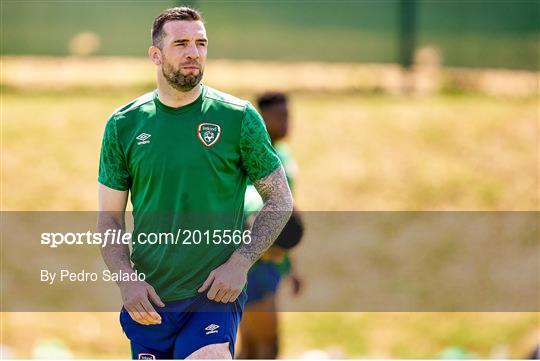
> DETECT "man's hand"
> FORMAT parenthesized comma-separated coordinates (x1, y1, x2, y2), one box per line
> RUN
(120, 279, 165, 325)
(198, 253, 251, 303)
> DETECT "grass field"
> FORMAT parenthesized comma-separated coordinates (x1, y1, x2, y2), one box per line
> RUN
(1, 57, 539, 358)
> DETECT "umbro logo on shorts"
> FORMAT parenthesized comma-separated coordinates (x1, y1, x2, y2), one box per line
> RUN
(138, 353, 155, 360)
(205, 323, 220, 335)
(136, 133, 151, 145)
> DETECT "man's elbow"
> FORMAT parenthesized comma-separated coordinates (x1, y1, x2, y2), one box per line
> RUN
(97, 211, 124, 231)
(277, 187, 294, 215)
(264, 187, 293, 213)
(285, 189, 294, 212)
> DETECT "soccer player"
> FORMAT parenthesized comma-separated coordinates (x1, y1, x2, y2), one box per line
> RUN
(238, 92, 304, 359)
(97, 7, 292, 360)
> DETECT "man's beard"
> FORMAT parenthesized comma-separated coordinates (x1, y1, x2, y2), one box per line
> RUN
(162, 57, 204, 92)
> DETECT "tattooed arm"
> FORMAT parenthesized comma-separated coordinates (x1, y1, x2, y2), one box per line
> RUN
(198, 166, 293, 302)
(236, 166, 293, 261)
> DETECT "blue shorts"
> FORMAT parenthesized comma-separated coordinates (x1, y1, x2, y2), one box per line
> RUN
(246, 261, 282, 304)
(120, 290, 247, 359)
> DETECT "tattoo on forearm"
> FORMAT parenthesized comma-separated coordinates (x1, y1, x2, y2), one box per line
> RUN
(237, 166, 293, 263)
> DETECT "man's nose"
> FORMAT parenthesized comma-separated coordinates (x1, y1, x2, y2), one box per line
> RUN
(185, 42, 199, 60)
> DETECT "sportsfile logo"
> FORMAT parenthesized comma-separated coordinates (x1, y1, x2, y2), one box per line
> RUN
(136, 133, 151, 145)
(205, 324, 219, 335)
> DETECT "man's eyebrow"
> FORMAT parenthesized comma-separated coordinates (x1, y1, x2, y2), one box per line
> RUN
(172, 38, 208, 43)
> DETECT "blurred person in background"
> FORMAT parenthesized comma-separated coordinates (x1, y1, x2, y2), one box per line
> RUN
(237, 92, 304, 359)
(98, 7, 292, 360)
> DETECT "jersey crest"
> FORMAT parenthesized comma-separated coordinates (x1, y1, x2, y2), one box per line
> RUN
(197, 122, 221, 147)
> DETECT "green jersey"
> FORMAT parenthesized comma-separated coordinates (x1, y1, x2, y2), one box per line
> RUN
(98, 85, 281, 301)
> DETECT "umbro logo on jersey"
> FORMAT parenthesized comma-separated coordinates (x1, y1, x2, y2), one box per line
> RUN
(205, 323, 219, 335)
(197, 123, 221, 147)
(136, 133, 151, 145)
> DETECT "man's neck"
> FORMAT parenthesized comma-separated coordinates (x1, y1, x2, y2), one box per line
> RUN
(156, 79, 202, 108)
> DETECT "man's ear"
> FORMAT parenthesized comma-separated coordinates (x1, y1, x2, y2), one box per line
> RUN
(148, 46, 162, 65)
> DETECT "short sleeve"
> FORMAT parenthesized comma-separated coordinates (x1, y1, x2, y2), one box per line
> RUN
(240, 103, 282, 183)
(98, 114, 131, 191)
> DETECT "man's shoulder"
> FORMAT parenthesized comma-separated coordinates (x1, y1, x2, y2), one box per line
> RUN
(203, 85, 250, 113)
(110, 91, 155, 120)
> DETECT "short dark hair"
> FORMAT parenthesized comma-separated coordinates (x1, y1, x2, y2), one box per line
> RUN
(152, 7, 203, 48)
(256, 91, 288, 111)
